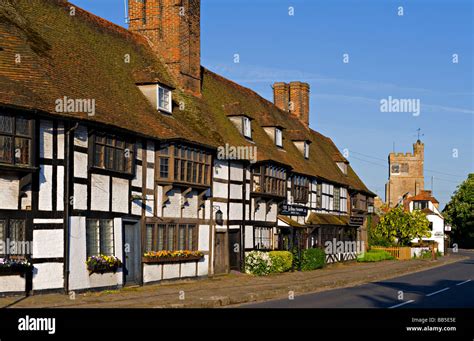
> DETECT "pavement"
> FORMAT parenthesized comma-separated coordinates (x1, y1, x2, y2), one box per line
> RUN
(244, 249, 474, 308)
(0, 251, 469, 308)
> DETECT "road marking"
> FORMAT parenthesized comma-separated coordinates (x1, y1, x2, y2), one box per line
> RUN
(426, 287, 450, 297)
(388, 300, 414, 309)
(456, 279, 471, 286)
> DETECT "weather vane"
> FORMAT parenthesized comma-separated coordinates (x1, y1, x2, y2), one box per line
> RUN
(415, 128, 424, 141)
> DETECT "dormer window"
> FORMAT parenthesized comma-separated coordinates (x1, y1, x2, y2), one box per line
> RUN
(275, 128, 282, 147)
(158, 85, 172, 113)
(304, 142, 309, 159)
(137, 83, 173, 114)
(243, 117, 252, 138)
(337, 162, 347, 175)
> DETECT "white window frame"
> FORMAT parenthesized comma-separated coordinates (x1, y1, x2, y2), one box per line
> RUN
(157, 85, 172, 113)
(304, 142, 309, 159)
(243, 117, 252, 138)
(275, 128, 282, 147)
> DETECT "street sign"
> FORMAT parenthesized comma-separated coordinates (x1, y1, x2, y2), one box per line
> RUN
(279, 204, 308, 216)
(349, 216, 364, 226)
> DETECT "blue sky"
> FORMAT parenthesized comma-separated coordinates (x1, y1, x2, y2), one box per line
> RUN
(72, 0, 473, 208)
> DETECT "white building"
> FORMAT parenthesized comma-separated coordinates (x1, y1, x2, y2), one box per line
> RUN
(405, 190, 445, 254)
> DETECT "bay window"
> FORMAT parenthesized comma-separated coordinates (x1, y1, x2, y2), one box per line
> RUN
(93, 134, 135, 174)
(252, 164, 287, 197)
(158, 144, 212, 186)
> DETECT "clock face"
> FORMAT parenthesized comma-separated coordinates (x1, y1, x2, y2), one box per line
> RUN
(391, 164, 400, 174)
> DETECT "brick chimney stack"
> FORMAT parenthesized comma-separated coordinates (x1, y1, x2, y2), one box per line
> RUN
(128, 0, 201, 96)
(273, 81, 310, 127)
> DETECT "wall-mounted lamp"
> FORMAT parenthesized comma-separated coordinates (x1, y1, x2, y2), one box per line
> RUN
(213, 205, 224, 225)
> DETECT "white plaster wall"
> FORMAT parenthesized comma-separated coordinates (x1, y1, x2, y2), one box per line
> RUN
(245, 226, 253, 249)
(38, 165, 53, 211)
(132, 165, 142, 187)
(229, 202, 243, 220)
(57, 165, 64, 211)
(74, 152, 88, 179)
(197, 255, 209, 276)
(155, 186, 163, 217)
(145, 194, 154, 217)
(33, 263, 63, 290)
(20, 187, 32, 210)
(57, 122, 65, 159)
(113, 217, 124, 286)
(267, 202, 277, 222)
(91, 174, 109, 211)
(112, 177, 129, 213)
(39, 120, 53, 159)
(213, 159, 228, 180)
(0, 176, 18, 210)
(146, 141, 155, 163)
(74, 125, 88, 148)
(254, 199, 266, 221)
(33, 230, 63, 258)
(163, 189, 181, 218)
(131, 191, 142, 216)
(73, 183, 87, 210)
(229, 162, 243, 181)
(0, 275, 25, 293)
(229, 184, 242, 199)
(162, 264, 180, 279)
(146, 167, 154, 190)
(182, 193, 198, 219)
(136, 142, 143, 161)
(143, 264, 162, 283)
(213, 181, 227, 199)
(198, 225, 210, 251)
(89, 272, 122, 288)
(204, 199, 211, 220)
(181, 262, 197, 278)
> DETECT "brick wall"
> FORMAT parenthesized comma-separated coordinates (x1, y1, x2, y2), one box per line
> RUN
(273, 81, 310, 127)
(128, 0, 201, 96)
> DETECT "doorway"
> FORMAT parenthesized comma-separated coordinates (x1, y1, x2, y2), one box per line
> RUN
(228, 229, 241, 271)
(123, 222, 141, 285)
(214, 232, 227, 274)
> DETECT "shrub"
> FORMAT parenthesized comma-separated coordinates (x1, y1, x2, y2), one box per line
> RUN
(357, 250, 394, 262)
(269, 251, 293, 273)
(301, 248, 325, 271)
(245, 251, 273, 276)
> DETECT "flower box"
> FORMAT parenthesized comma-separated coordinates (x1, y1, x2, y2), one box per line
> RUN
(142, 250, 204, 264)
(142, 255, 203, 264)
(0, 259, 33, 277)
(86, 255, 122, 275)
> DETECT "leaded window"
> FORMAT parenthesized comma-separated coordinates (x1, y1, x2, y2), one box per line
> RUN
(292, 175, 309, 203)
(0, 114, 33, 166)
(93, 134, 134, 174)
(86, 219, 114, 257)
(0, 219, 28, 258)
(254, 227, 273, 250)
(252, 164, 286, 197)
(145, 222, 197, 252)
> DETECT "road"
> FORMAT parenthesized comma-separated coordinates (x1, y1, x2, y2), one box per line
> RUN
(243, 250, 474, 308)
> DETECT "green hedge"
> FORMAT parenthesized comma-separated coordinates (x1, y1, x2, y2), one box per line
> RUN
(357, 250, 394, 262)
(269, 251, 293, 273)
(301, 248, 325, 271)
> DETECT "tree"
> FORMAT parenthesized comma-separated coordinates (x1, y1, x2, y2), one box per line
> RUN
(374, 206, 431, 246)
(443, 174, 474, 248)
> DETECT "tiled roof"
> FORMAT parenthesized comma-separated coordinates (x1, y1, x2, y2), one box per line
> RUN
(306, 213, 349, 226)
(0, 0, 374, 196)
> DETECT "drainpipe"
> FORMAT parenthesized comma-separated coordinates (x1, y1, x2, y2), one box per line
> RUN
(241, 163, 247, 272)
(63, 122, 78, 294)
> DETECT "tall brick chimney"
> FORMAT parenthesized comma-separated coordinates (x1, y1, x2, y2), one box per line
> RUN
(273, 82, 290, 112)
(128, 0, 201, 96)
(273, 81, 310, 127)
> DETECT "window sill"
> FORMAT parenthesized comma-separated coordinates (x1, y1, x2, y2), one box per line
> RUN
(89, 166, 135, 179)
(0, 164, 38, 174)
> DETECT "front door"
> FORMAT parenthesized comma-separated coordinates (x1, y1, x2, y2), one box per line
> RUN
(214, 232, 227, 274)
(228, 230, 241, 271)
(124, 222, 141, 285)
